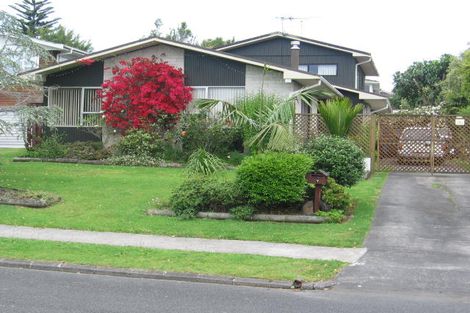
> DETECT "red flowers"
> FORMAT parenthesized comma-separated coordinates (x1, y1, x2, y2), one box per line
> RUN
(78, 58, 95, 65)
(99, 57, 193, 132)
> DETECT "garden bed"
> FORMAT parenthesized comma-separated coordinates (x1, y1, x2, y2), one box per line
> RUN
(147, 209, 327, 224)
(0, 188, 60, 208)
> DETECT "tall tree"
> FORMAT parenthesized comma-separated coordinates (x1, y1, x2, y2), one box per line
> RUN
(201, 37, 235, 49)
(441, 49, 470, 113)
(149, 18, 163, 37)
(38, 25, 93, 52)
(391, 54, 452, 109)
(9, 0, 60, 37)
(166, 22, 195, 44)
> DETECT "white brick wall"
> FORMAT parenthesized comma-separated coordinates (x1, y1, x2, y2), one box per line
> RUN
(103, 44, 184, 81)
(245, 65, 296, 99)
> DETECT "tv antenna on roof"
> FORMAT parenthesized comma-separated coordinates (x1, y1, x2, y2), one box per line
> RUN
(275, 16, 316, 34)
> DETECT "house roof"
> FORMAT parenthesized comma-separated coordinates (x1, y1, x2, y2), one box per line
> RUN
(23, 36, 342, 97)
(334, 85, 390, 112)
(217, 32, 379, 76)
(31, 38, 88, 56)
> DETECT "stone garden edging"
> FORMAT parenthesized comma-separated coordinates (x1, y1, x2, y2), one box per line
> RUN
(147, 209, 327, 224)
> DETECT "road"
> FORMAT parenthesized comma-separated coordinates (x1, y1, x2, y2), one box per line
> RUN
(0, 267, 469, 313)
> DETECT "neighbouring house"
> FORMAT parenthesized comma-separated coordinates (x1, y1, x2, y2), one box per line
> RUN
(0, 36, 87, 147)
(23, 36, 342, 143)
(217, 32, 390, 114)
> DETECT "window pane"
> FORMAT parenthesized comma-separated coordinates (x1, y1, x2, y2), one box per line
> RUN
(298, 65, 308, 72)
(317, 65, 337, 75)
(308, 65, 319, 74)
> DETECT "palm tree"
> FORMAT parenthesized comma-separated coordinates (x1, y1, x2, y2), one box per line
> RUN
(195, 87, 332, 151)
(318, 98, 363, 137)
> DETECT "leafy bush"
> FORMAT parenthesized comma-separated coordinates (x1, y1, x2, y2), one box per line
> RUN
(186, 148, 225, 175)
(108, 155, 162, 167)
(236, 152, 313, 210)
(66, 141, 110, 160)
(170, 176, 242, 218)
(24, 134, 67, 158)
(115, 129, 163, 158)
(317, 209, 345, 223)
(321, 178, 353, 213)
(177, 113, 243, 158)
(304, 135, 364, 186)
(230, 206, 255, 220)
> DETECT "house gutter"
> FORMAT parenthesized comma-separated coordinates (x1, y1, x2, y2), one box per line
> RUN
(355, 56, 372, 89)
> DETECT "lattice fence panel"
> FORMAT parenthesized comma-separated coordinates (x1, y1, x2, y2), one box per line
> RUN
(433, 116, 470, 173)
(293, 114, 372, 156)
(377, 115, 470, 173)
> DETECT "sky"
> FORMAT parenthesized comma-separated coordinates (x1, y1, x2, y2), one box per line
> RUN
(2, 0, 469, 91)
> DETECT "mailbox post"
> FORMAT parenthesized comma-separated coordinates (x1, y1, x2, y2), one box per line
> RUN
(305, 171, 329, 214)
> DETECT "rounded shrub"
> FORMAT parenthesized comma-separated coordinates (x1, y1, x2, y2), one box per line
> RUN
(236, 152, 313, 210)
(304, 135, 364, 186)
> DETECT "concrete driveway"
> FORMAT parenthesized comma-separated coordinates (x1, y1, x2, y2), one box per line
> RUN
(336, 173, 470, 297)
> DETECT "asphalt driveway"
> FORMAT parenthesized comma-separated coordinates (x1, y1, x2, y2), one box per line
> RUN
(336, 173, 470, 297)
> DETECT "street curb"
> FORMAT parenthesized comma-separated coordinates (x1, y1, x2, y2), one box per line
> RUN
(0, 258, 335, 290)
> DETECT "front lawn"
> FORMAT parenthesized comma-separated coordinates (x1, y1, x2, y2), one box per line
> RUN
(0, 149, 388, 247)
(0, 238, 345, 282)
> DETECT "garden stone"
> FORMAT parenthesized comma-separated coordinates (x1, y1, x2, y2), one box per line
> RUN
(102, 125, 121, 148)
(302, 200, 314, 215)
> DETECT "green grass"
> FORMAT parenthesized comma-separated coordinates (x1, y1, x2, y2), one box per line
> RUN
(0, 238, 345, 282)
(0, 148, 388, 247)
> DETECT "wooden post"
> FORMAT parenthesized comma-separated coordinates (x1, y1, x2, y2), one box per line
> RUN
(376, 116, 381, 171)
(369, 115, 377, 174)
(430, 115, 436, 174)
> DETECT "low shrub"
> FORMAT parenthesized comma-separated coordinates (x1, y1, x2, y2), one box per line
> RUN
(178, 113, 243, 158)
(317, 209, 345, 223)
(186, 148, 225, 175)
(304, 135, 364, 187)
(236, 152, 313, 210)
(230, 205, 255, 220)
(115, 129, 163, 158)
(24, 134, 67, 158)
(321, 178, 353, 214)
(108, 155, 162, 167)
(170, 176, 242, 218)
(66, 141, 110, 160)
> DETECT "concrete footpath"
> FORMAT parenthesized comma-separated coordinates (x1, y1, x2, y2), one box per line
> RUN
(0, 224, 365, 263)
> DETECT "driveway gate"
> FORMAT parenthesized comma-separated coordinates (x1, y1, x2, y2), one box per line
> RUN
(377, 115, 470, 174)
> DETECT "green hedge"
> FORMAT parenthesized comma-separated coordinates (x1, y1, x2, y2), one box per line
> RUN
(236, 152, 313, 210)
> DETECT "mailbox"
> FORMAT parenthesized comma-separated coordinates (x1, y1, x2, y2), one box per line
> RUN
(304, 171, 329, 215)
(305, 172, 328, 186)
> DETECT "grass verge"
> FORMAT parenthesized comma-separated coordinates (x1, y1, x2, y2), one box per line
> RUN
(0, 149, 388, 247)
(0, 238, 345, 282)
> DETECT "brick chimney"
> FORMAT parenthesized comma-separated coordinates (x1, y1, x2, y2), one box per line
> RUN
(290, 40, 300, 69)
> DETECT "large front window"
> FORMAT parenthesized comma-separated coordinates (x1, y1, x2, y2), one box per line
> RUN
(47, 87, 102, 126)
(299, 64, 337, 76)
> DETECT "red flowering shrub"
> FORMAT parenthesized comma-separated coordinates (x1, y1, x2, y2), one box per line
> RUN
(100, 57, 192, 132)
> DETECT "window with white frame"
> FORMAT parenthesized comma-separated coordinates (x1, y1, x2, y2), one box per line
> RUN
(48, 87, 102, 127)
(298, 64, 337, 76)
